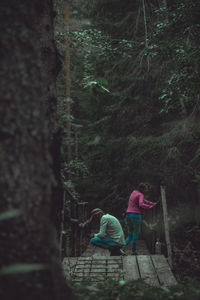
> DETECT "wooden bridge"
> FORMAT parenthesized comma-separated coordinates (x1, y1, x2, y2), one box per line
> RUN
(62, 241, 177, 286)
(61, 187, 177, 287)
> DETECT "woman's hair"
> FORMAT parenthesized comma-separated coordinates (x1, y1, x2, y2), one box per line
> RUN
(138, 182, 149, 192)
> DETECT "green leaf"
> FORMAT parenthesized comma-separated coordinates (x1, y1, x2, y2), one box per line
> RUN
(0, 209, 22, 222)
(0, 264, 47, 276)
(96, 77, 108, 86)
(159, 94, 167, 100)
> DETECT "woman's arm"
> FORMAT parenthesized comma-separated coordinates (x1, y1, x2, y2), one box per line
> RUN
(143, 198, 154, 205)
(139, 194, 154, 209)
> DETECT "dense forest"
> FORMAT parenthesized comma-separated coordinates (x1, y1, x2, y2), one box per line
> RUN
(56, 0, 200, 215)
(55, 0, 200, 295)
(1, 0, 200, 299)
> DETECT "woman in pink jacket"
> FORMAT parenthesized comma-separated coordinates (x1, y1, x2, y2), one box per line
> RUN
(124, 182, 156, 255)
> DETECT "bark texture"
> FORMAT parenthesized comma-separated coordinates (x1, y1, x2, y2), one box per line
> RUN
(0, 1, 74, 299)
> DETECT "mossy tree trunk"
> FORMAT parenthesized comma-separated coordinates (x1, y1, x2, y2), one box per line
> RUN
(0, 1, 75, 299)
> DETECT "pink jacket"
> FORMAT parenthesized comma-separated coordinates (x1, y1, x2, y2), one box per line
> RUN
(126, 190, 154, 214)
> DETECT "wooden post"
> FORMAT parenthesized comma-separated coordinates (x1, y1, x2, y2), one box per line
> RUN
(160, 185, 172, 267)
(59, 190, 66, 259)
(64, 2, 72, 163)
(71, 202, 77, 256)
(75, 132, 78, 159)
(77, 202, 87, 254)
(64, 2, 72, 257)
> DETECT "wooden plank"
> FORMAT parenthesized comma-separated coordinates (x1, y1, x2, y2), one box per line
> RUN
(123, 256, 140, 281)
(93, 252, 108, 258)
(107, 257, 123, 280)
(107, 261, 122, 273)
(137, 255, 160, 286)
(76, 262, 91, 268)
(69, 257, 78, 268)
(91, 259, 106, 270)
(92, 255, 111, 260)
(62, 258, 71, 279)
(151, 255, 177, 286)
(75, 257, 91, 270)
(91, 263, 107, 272)
(63, 257, 78, 269)
(90, 258, 107, 280)
(62, 257, 78, 279)
(62, 257, 70, 268)
(75, 262, 91, 271)
(78, 257, 92, 261)
(105, 257, 122, 261)
(74, 257, 92, 279)
(106, 256, 121, 259)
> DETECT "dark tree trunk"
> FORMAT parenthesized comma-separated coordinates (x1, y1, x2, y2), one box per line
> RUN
(0, 1, 75, 299)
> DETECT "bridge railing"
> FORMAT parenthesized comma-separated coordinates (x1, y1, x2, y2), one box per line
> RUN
(61, 190, 91, 257)
(141, 186, 172, 266)
(142, 201, 162, 253)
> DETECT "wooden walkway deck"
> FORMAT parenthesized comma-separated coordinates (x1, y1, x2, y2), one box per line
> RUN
(62, 240, 177, 287)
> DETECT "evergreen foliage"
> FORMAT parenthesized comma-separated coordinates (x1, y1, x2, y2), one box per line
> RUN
(62, 0, 200, 217)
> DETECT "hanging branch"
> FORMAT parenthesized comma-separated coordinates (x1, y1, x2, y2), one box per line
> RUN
(160, 0, 168, 22)
(64, 1, 72, 163)
(134, 4, 141, 36)
(142, 0, 150, 71)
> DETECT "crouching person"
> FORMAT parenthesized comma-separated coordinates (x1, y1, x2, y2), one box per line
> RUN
(89, 208, 125, 256)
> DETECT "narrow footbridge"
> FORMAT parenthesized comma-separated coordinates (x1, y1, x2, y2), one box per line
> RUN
(61, 189, 177, 287)
(62, 241, 177, 287)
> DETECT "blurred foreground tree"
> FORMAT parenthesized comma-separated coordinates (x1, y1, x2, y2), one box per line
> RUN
(0, 1, 75, 299)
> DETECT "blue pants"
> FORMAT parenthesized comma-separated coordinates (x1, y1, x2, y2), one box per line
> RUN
(90, 237, 121, 250)
(125, 213, 142, 252)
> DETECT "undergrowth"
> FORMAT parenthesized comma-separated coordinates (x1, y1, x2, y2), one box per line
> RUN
(69, 277, 200, 300)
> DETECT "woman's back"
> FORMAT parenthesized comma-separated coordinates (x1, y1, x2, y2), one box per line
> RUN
(126, 190, 141, 214)
(126, 190, 154, 214)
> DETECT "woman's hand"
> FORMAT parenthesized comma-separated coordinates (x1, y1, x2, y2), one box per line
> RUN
(90, 233, 95, 238)
(153, 201, 160, 206)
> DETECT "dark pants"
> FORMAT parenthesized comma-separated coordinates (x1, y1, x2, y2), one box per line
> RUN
(90, 237, 122, 255)
(90, 236, 121, 250)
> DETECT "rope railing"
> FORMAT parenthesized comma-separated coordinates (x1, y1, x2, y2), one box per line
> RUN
(61, 192, 90, 257)
(69, 216, 93, 228)
(142, 185, 172, 265)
